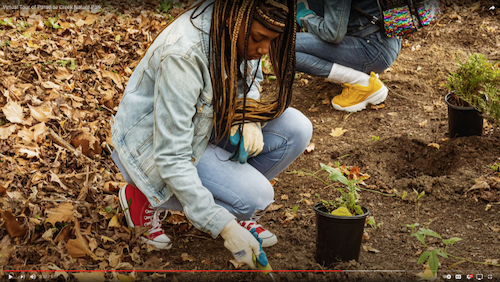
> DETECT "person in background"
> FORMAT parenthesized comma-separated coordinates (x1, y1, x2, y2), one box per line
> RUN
(111, 0, 312, 269)
(296, 0, 401, 112)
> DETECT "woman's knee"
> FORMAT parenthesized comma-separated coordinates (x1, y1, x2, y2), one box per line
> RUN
(233, 180, 274, 220)
(285, 108, 313, 147)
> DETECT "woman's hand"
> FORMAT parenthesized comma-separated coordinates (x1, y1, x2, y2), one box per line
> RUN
(230, 122, 264, 164)
(220, 220, 262, 269)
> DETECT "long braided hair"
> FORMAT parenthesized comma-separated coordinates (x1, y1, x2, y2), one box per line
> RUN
(208, 0, 296, 142)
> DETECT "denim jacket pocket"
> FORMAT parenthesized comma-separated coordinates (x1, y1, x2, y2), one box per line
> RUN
(193, 97, 214, 137)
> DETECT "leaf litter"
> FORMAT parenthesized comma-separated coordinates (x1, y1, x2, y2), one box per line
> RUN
(0, 2, 195, 280)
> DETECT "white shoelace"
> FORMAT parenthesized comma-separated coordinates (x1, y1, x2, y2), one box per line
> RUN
(240, 220, 262, 231)
(144, 206, 167, 235)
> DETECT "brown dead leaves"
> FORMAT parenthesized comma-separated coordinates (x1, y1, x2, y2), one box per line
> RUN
(0, 3, 188, 276)
(0, 209, 27, 237)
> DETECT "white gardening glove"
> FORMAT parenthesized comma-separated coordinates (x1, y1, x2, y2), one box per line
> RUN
(220, 220, 262, 269)
(229, 122, 264, 164)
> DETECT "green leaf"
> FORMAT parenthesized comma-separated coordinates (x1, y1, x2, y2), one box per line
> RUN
(354, 205, 363, 216)
(428, 253, 440, 275)
(417, 251, 431, 264)
(320, 163, 349, 185)
(267, 75, 277, 81)
(442, 237, 462, 246)
(421, 228, 442, 239)
(411, 232, 426, 245)
(70, 60, 76, 71)
(434, 249, 448, 258)
(292, 205, 299, 213)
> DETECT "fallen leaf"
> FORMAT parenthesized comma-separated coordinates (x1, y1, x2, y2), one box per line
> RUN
(0, 235, 15, 266)
(427, 143, 440, 150)
(104, 181, 127, 193)
(181, 253, 195, 262)
(415, 263, 437, 281)
(41, 81, 61, 90)
(0, 125, 17, 139)
(108, 215, 121, 228)
(54, 225, 72, 243)
(54, 67, 73, 81)
(41, 228, 56, 242)
(45, 202, 74, 226)
(371, 104, 385, 110)
(281, 194, 289, 200)
(330, 127, 347, 137)
(299, 193, 311, 197)
(202, 259, 213, 265)
(2, 101, 27, 124)
(301, 198, 314, 205)
(113, 272, 136, 282)
(282, 210, 297, 223)
(73, 272, 106, 282)
(66, 219, 102, 260)
(166, 212, 188, 225)
(108, 252, 121, 267)
(102, 70, 123, 90)
(47, 263, 70, 279)
(0, 210, 28, 237)
(304, 142, 315, 153)
(100, 235, 116, 244)
(268, 204, 283, 211)
(229, 259, 244, 269)
(387, 112, 398, 116)
(29, 104, 56, 123)
(419, 120, 428, 127)
(50, 171, 69, 190)
(485, 259, 499, 264)
(362, 231, 370, 240)
(362, 245, 380, 253)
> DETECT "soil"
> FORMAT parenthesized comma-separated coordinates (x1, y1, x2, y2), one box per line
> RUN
(1, 1, 499, 282)
(159, 2, 500, 281)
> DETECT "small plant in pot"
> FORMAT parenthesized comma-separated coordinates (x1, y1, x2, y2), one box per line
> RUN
(445, 53, 500, 137)
(293, 162, 370, 265)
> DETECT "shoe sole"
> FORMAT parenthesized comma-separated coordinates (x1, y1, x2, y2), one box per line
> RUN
(119, 187, 172, 250)
(332, 85, 388, 113)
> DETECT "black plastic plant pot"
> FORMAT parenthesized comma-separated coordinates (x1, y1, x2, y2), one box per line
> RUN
(314, 203, 370, 265)
(445, 93, 483, 138)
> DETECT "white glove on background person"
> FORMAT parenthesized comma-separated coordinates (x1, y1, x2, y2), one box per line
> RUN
(220, 220, 262, 269)
(229, 122, 264, 164)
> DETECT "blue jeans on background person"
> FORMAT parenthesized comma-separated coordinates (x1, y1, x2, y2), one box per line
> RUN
(112, 107, 312, 221)
(296, 31, 402, 77)
(296, 0, 401, 77)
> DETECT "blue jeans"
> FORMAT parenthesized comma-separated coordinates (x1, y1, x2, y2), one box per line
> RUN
(112, 108, 312, 221)
(296, 31, 401, 77)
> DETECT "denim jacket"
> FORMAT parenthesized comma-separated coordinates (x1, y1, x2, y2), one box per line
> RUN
(301, 0, 382, 43)
(111, 0, 263, 238)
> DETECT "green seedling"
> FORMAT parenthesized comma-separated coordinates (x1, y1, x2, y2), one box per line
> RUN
(366, 216, 382, 230)
(406, 222, 462, 276)
(369, 136, 380, 141)
(487, 163, 500, 172)
(0, 18, 15, 28)
(45, 17, 62, 29)
(157, 0, 173, 14)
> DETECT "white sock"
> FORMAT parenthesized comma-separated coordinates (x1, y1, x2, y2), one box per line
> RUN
(327, 64, 371, 86)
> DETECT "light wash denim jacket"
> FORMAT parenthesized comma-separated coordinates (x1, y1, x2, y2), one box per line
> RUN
(111, 0, 263, 238)
(301, 0, 382, 43)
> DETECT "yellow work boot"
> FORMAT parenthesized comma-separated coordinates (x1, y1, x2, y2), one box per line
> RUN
(331, 72, 388, 112)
